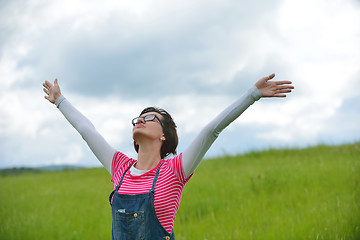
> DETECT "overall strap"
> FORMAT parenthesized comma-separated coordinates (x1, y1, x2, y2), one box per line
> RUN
(115, 165, 132, 192)
(150, 161, 165, 193)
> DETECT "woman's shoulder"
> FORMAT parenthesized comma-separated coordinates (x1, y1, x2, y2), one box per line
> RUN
(112, 152, 136, 173)
(163, 153, 182, 165)
(113, 151, 132, 161)
(162, 153, 190, 183)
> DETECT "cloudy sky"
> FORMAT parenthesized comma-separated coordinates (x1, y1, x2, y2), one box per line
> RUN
(0, 0, 359, 169)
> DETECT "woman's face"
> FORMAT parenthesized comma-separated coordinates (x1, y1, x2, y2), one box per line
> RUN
(132, 111, 164, 143)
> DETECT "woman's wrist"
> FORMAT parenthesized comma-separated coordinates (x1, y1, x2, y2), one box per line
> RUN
(250, 85, 262, 101)
(55, 95, 65, 108)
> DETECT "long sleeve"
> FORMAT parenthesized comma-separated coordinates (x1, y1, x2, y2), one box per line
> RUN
(182, 85, 262, 178)
(55, 95, 115, 174)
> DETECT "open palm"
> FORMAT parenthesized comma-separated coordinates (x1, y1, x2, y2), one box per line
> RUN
(255, 73, 294, 97)
(43, 78, 62, 104)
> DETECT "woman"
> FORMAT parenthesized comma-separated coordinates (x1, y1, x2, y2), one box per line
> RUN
(43, 73, 293, 240)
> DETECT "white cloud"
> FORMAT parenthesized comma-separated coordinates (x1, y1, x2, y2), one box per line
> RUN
(53, 144, 84, 165)
(244, 96, 343, 143)
(0, 54, 33, 89)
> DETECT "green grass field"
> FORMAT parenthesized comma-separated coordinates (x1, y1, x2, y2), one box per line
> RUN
(1, 143, 359, 239)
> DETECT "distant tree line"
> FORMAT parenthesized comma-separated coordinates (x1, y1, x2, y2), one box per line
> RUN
(0, 165, 84, 176)
(0, 167, 43, 176)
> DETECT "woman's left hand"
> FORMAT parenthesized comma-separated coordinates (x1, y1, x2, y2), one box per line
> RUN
(43, 78, 62, 104)
(255, 73, 294, 97)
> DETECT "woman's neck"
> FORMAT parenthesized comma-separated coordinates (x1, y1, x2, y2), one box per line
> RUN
(135, 144, 162, 170)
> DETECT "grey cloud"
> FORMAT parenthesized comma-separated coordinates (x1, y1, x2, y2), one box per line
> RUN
(8, 0, 282, 99)
(60, 36, 207, 97)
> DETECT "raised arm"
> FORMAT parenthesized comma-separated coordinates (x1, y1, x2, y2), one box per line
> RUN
(43, 79, 115, 174)
(182, 73, 293, 178)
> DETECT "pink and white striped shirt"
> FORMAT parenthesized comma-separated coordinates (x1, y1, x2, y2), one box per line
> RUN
(111, 152, 191, 233)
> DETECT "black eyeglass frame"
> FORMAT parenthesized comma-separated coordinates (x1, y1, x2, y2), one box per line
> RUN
(132, 114, 164, 128)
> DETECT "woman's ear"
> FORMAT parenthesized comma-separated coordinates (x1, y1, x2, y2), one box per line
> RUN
(160, 135, 166, 141)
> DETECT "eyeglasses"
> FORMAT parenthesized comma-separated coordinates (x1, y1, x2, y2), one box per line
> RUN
(132, 114, 164, 128)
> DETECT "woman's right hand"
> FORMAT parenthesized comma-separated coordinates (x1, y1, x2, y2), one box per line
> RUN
(43, 78, 62, 104)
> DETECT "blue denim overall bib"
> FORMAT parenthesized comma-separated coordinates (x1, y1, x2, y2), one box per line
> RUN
(109, 162, 175, 240)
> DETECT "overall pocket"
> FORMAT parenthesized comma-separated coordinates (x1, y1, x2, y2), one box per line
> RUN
(114, 210, 145, 240)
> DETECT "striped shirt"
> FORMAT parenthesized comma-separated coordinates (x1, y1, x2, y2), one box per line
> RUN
(111, 151, 191, 233)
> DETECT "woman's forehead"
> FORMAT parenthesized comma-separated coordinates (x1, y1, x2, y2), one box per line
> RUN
(140, 111, 162, 118)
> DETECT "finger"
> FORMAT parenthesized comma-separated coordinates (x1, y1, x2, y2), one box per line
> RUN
(43, 83, 50, 90)
(43, 88, 49, 95)
(275, 81, 292, 85)
(274, 93, 287, 98)
(54, 78, 58, 86)
(44, 80, 53, 88)
(268, 73, 275, 80)
(278, 89, 292, 94)
(275, 87, 293, 95)
(277, 85, 294, 90)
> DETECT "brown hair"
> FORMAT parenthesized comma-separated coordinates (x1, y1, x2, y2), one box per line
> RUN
(133, 107, 178, 159)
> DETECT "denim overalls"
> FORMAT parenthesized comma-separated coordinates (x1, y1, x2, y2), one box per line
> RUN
(109, 162, 175, 240)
